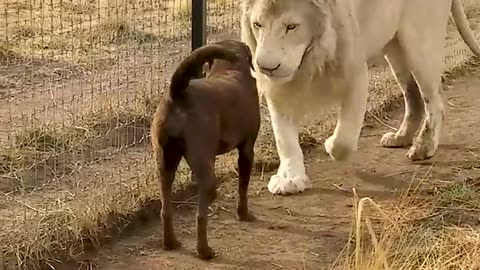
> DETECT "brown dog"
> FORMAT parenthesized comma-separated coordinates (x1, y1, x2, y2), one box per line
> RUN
(150, 40, 259, 260)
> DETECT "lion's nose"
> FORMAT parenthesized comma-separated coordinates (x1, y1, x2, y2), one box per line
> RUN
(257, 62, 281, 75)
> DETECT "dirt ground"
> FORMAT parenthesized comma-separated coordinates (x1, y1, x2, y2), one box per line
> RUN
(62, 68, 479, 270)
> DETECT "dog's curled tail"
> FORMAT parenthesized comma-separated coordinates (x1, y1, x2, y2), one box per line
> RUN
(169, 44, 240, 99)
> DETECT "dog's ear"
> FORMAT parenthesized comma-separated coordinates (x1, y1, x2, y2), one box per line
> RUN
(241, 42, 255, 72)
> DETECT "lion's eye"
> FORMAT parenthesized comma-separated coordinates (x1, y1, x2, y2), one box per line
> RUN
(253, 22, 262, 28)
(286, 24, 297, 32)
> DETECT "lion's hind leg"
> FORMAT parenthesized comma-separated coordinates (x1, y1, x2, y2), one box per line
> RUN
(381, 39, 425, 148)
(397, 29, 447, 161)
(406, 71, 444, 161)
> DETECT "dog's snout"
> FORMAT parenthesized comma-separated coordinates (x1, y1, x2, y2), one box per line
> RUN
(257, 62, 281, 75)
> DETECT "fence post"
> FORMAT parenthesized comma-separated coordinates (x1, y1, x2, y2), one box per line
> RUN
(191, 0, 206, 51)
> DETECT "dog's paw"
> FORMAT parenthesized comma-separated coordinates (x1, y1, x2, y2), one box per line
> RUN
(207, 189, 217, 204)
(381, 132, 411, 148)
(197, 246, 215, 260)
(237, 210, 256, 222)
(162, 238, 182, 251)
(267, 174, 311, 195)
(324, 135, 356, 161)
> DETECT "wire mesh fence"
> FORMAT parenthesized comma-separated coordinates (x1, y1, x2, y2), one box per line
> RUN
(0, 0, 239, 268)
(0, 0, 479, 268)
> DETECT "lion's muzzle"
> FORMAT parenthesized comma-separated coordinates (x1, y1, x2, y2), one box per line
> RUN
(255, 47, 288, 79)
(257, 62, 281, 77)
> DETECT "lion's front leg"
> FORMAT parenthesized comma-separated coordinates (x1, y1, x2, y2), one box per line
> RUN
(325, 64, 369, 161)
(266, 97, 312, 195)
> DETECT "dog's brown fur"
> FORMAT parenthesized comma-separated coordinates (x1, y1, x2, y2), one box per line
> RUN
(151, 40, 259, 260)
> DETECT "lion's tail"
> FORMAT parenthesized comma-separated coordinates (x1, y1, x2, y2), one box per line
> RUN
(169, 44, 239, 99)
(451, 0, 480, 58)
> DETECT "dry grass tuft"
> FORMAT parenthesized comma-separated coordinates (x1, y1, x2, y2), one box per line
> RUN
(0, 44, 21, 64)
(0, 125, 86, 177)
(89, 19, 158, 45)
(436, 180, 480, 209)
(334, 175, 480, 270)
(8, 1, 31, 11)
(0, 101, 154, 193)
(11, 26, 38, 40)
(60, 1, 97, 15)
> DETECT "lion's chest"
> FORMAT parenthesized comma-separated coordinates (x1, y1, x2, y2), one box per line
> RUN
(310, 72, 348, 98)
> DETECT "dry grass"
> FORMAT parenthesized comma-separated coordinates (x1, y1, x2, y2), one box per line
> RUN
(333, 174, 480, 270)
(0, 159, 196, 270)
(0, 110, 146, 192)
(0, 91, 278, 269)
(0, 0, 197, 66)
(169, 0, 232, 15)
(88, 18, 158, 45)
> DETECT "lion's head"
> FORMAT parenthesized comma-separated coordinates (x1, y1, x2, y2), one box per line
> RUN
(241, 0, 337, 85)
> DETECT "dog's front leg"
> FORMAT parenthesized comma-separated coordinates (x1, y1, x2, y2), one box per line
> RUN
(324, 63, 368, 161)
(266, 97, 312, 195)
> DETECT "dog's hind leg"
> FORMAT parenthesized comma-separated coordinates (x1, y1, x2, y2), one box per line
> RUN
(155, 143, 183, 251)
(236, 139, 256, 222)
(185, 148, 217, 260)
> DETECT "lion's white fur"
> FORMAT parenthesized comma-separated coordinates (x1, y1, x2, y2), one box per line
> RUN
(241, 0, 480, 195)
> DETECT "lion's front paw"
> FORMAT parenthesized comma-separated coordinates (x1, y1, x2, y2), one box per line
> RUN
(406, 142, 436, 161)
(267, 174, 311, 195)
(381, 132, 412, 148)
(324, 135, 356, 161)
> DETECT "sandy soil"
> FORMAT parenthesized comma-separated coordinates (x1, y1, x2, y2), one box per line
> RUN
(60, 68, 480, 270)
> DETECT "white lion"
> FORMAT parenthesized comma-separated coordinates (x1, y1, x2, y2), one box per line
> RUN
(240, 0, 480, 195)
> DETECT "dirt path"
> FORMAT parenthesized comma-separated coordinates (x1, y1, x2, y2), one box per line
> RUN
(89, 70, 480, 270)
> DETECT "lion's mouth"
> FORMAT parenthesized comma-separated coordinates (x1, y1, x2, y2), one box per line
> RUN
(262, 72, 293, 83)
(257, 68, 292, 80)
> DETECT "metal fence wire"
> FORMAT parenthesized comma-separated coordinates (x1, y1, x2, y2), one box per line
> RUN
(0, 0, 479, 268)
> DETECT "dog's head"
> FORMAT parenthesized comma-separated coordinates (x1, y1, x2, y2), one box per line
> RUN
(203, 40, 255, 76)
(242, 42, 255, 72)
